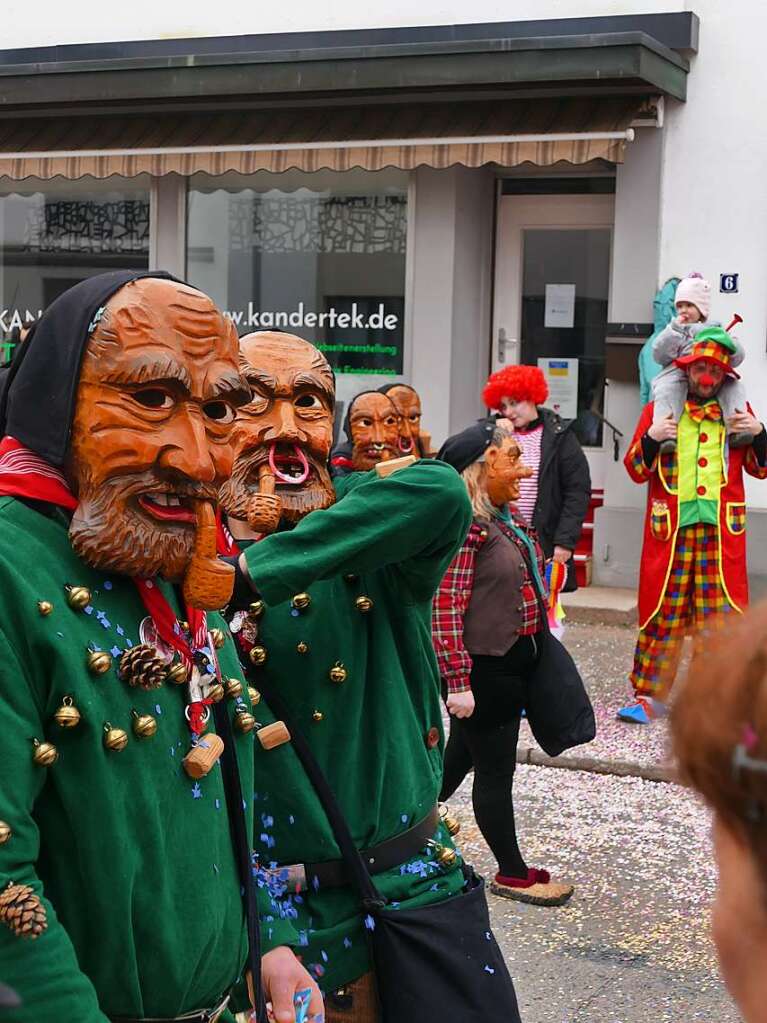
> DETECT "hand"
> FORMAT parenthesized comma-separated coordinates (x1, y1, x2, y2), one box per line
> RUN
(254, 947, 325, 1023)
(648, 413, 678, 443)
(446, 691, 475, 718)
(727, 409, 762, 438)
(552, 546, 572, 564)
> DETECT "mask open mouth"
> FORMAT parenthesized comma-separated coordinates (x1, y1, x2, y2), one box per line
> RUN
(398, 436, 414, 454)
(137, 492, 198, 524)
(268, 442, 310, 486)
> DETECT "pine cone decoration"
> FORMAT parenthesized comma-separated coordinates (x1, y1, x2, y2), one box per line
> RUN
(0, 883, 47, 940)
(119, 644, 167, 690)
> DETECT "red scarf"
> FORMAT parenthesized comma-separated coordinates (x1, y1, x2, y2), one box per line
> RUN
(0, 435, 207, 668)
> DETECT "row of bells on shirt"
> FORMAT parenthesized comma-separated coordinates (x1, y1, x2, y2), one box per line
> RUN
(246, 592, 373, 684)
(31, 676, 261, 765)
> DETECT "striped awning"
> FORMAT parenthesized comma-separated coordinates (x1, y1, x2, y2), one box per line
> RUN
(0, 95, 647, 180)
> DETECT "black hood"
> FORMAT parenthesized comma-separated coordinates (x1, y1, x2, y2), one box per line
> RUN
(0, 270, 180, 466)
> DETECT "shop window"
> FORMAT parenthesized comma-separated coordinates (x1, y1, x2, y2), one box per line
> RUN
(186, 170, 408, 381)
(0, 177, 150, 340)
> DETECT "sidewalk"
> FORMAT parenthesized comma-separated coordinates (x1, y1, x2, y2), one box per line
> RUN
(515, 622, 677, 783)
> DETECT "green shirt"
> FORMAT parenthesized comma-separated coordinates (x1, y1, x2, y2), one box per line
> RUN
(0, 498, 293, 1023)
(678, 407, 725, 528)
(239, 459, 473, 993)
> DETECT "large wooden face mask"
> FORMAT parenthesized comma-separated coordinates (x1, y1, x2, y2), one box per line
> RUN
(349, 392, 400, 471)
(219, 331, 336, 527)
(485, 436, 533, 507)
(386, 384, 424, 455)
(68, 278, 248, 593)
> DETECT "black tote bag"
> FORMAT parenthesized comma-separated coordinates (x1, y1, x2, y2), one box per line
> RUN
(257, 680, 521, 1023)
(522, 561, 596, 758)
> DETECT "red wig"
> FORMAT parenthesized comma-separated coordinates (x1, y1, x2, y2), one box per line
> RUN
(482, 365, 549, 409)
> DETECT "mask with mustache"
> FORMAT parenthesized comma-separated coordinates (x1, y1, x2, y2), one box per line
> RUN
(347, 391, 401, 472)
(219, 331, 336, 530)
(67, 278, 248, 590)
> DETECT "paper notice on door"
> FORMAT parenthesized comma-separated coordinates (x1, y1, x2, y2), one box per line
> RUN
(544, 284, 576, 329)
(537, 358, 579, 419)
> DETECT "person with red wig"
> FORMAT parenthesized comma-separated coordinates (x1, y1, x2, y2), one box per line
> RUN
(482, 364, 591, 591)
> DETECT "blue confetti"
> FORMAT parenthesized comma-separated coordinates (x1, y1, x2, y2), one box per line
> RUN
(192, 783, 202, 799)
(261, 813, 274, 829)
(289, 815, 295, 825)
(56, 631, 64, 639)
(401, 814, 408, 824)
(312, 876, 320, 892)
(343, 937, 352, 949)
(155, 704, 162, 715)
(320, 950, 328, 963)
(215, 798, 221, 810)
(110, 646, 121, 658)
(298, 931, 310, 947)
(116, 625, 124, 637)
(126, 639, 133, 648)
(213, 863, 219, 874)
(103, 580, 113, 590)
(485, 932, 492, 941)
(99, 618, 111, 629)
(290, 608, 300, 617)
(364, 915, 376, 931)
(170, 747, 175, 757)
(484, 965, 495, 975)
(84, 605, 94, 615)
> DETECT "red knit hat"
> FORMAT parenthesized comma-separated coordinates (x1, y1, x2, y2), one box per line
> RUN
(482, 365, 549, 409)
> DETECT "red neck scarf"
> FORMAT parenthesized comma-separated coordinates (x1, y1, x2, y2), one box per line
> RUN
(0, 436, 207, 663)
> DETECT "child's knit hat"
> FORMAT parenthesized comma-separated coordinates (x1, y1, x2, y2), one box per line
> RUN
(675, 272, 711, 320)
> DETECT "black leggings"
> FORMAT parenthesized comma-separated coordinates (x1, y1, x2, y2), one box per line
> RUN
(440, 635, 539, 879)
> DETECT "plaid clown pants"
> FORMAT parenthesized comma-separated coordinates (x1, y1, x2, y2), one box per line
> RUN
(630, 524, 735, 698)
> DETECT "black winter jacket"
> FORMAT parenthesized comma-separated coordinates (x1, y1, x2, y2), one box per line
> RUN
(522, 407, 591, 558)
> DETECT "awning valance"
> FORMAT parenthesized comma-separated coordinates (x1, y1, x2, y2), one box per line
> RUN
(0, 95, 648, 180)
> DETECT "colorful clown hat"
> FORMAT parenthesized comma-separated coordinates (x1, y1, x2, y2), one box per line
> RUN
(674, 326, 740, 378)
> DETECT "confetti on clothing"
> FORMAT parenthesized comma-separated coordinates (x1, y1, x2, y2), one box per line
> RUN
(630, 523, 732, 697)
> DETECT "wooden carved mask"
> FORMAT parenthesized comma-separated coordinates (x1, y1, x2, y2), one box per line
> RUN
(385, 384, 425, 456)
(348, 392, 400, 471)
(67, 278, 248, 603)
(219, 331, 336, 528)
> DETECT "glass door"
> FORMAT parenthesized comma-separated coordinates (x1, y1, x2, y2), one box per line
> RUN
(492, 193, 614, 460)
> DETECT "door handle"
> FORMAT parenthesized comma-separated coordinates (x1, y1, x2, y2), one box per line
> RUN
(497, 329, 519, 365)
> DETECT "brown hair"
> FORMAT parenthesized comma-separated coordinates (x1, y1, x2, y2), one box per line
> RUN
(671, 600, 767, 877)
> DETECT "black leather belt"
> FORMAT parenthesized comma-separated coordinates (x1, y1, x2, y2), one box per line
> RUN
(266, 805, 440, 893)
(109, 993, 230, 1023)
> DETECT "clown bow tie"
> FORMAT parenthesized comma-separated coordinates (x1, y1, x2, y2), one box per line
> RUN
(685, 401, 722, 423)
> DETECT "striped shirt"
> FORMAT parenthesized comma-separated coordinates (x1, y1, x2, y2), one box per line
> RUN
(513, 423, 544, 525)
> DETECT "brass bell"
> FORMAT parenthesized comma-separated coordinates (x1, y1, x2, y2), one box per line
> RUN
(53, 696, 81, 729)
(443, 813, 461, 838)
(429, 841, 458, 869)
(209, 628, 226, 649)
(234, 709, 257, 734)
(312, 710, 324, 722)
(249, 600, 266, 618)
(87, 649, 113, 676)
(0, 821, 11, 845)
(37, 600, 53, 617)
(224, 677, 243, 700)
(248, 686, 261, 706)
(131, 710, 157, 739)
(167, 661, 188, 685)
(291, 593, 311, 612)
(32, 738, 58, 767)
(65, 585, 91, 611)
(249, 645, 267, 667)
(207, 682, 225, 703)
(355, 596, 374, 614)
(297, 642, 309, 655)
(329, 662, 348, 685)
(103, 723, 128, 752)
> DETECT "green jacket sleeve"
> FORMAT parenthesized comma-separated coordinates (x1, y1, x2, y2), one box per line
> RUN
(244, 459, 472, 605)
(0, 630, 109, 1023)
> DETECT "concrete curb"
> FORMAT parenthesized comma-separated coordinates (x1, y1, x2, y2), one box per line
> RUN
(515, 745, 675, 784)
